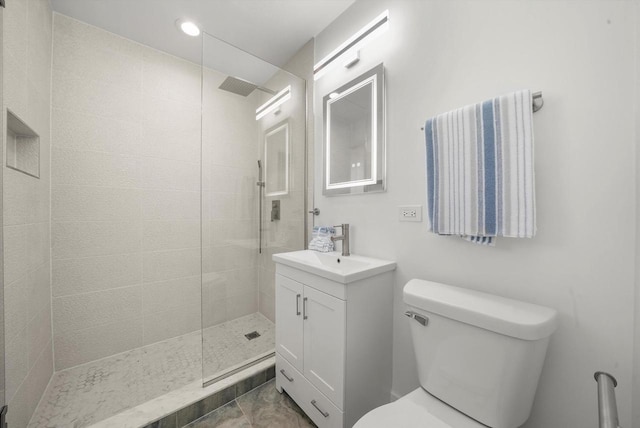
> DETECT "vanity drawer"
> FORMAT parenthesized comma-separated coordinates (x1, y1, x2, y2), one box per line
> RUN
(276, 353, 344, 428)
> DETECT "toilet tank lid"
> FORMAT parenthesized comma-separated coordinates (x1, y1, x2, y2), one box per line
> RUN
(403, 279, 558, 341)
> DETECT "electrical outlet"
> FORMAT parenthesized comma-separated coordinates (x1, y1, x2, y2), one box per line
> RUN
(399, 205, 422, 222)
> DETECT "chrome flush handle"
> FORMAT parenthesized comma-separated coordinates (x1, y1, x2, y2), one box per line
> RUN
(404, 311, 428, 326)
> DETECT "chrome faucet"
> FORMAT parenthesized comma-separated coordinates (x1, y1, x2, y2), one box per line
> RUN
(331, 224, 350, 256)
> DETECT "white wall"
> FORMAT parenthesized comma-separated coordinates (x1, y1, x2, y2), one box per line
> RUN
(314, 1, 636, 427)
(3, 0, 53, 426)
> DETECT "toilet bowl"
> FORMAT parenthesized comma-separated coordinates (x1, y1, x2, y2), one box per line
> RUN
(354, 388, 485, 428)
(354, 279, 557, 428)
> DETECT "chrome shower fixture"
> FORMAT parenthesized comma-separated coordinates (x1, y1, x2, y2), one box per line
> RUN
(218, 76, 276, 97)
(257, 160, 264, 254)
(256, 160, 265, 187)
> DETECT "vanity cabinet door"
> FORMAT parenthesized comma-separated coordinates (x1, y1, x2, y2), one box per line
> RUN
(276, 275, 304, 372)
(303, 285, 346, 407)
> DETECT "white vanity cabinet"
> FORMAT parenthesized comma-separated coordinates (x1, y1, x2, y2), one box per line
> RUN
(273, 250, 396, 428)
(276, 275, 346, 406)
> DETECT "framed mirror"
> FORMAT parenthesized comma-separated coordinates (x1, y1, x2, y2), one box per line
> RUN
(323, 63, 385, 196)
(264, 121, 289, 196)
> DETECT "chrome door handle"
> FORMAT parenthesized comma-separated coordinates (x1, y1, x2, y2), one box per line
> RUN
(404, 311, 428, 326)
(308, 208, 320, 215)
(303, 297, 308, 320)
(280, 369, 294, 382)
(296, 294, 301, 316)
(311, 400, 329, 418)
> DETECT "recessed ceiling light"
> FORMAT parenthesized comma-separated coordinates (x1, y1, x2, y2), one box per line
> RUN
(176, 19, 200, 37)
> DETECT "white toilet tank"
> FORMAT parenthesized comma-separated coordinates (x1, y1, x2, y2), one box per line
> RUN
(403, 279, 557, 428)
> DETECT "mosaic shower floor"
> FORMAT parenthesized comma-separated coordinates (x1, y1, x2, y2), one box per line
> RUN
(28, 313, 275, 428)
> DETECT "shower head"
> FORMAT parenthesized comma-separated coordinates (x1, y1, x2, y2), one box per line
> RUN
(218, 76, 276, 97)
(256, 160, 265, 187)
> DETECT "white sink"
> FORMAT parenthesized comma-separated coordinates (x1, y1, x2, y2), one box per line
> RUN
(272, 250, 396, 284)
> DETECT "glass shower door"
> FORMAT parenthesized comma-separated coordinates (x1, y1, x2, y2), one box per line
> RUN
(0, 5, 5, 424)
(200, 32, 306, 385)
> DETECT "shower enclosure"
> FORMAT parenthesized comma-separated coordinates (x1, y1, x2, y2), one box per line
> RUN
(200, 32, 307, 386)
(0, 9, 306, 426)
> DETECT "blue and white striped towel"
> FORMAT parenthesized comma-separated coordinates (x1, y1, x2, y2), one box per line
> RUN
(424, 89, 536, 245)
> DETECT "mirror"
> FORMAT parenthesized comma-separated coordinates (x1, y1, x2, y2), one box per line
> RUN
(323, 63, 385, 195)
(264, 121, 289, 196)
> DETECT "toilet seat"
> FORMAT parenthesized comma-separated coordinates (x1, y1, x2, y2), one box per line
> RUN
(353, 388, 486, 428)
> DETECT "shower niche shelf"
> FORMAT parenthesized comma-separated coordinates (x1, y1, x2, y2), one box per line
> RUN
(6, 110, 40, 178)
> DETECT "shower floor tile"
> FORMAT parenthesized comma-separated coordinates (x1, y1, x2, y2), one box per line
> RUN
(28, 313, 274, 428)
(203, 313, 275, 380)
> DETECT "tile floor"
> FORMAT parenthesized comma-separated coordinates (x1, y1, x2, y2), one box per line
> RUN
(29, 313, 274, 428)
(184, 380, 316, 428)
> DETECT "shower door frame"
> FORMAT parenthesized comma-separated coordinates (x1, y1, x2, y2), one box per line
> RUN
(0, 3, 7, 424)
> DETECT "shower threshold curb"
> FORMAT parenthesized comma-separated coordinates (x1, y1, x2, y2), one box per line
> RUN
(88, 356, 275, 428)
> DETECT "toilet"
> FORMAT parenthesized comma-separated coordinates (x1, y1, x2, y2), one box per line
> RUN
(355, 279, 558, 428)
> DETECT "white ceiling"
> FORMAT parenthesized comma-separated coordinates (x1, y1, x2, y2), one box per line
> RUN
(50, 0, 355, 72)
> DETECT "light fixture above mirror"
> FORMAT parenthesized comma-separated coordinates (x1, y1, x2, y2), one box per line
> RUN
(313, 10, 389, 81)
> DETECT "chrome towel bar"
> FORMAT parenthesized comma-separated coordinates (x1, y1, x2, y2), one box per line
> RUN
(594, 371, 620, 428)
(420, 91, 543, 131)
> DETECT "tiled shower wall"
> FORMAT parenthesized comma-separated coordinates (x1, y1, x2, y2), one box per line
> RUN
(201, 67, 260, 330)
(257, 43, 311, 322)
(50, 14, 202, 370)
(3, 0, 53, 426)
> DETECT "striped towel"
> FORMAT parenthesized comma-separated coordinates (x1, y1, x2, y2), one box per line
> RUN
(424, 89, 536, 245)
